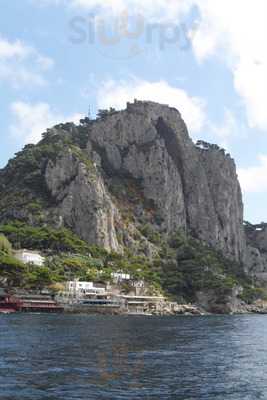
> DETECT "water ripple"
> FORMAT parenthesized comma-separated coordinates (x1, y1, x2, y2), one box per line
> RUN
(1, 314, 267, 399)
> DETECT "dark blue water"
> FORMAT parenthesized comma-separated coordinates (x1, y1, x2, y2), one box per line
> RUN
(1, 315, 267, 400)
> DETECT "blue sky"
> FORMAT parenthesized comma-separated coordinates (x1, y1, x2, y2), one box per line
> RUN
(1, 0, 267, 223)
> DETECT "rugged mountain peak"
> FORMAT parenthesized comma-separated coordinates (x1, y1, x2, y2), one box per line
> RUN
(0, 101, 245, 261)
(126, 99, 182, 120)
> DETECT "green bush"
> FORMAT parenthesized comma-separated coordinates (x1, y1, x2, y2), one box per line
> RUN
(26, 266, 55, 290)
(0, 253, 26, 287)
(169, 231, 187, 248)
(239, 287, 267, 304)
(0, 235, 12, 254)
(140, 224, 161, 244)
(153, 231, 245, 301)
(70, 145, 94, 172)
(0, 221, 90, 253)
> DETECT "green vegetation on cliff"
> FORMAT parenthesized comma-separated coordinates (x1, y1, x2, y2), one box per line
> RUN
(0, 123, 92, 226)
(156, 231, 244, 300)
(0, 109, 263, 304)
(0, 222, 258, 303)
(0, 234, 26, 287)
(0, 221, 90, 253)
(0, 234, 12, 254)
(0, 253, 26, 287)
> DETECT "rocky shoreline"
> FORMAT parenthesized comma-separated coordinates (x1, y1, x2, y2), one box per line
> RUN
(155, 299, 267, 316)
(64, 301, 267, 317)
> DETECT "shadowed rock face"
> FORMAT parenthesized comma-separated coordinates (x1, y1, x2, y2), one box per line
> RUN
(0, 101, 246, 261)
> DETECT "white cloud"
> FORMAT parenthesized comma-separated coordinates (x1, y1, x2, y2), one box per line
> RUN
(39, 0, 193, 21)
(81, 0, 267, 133)
(238, 155, 267, 194)
(211, 110, 236, 141)
(76, 0, 193, 20)
(96, 78, 206, 135)
(0, 36, 54, 88)
(38, 0, 267, 132)
(0, 38, 31, 59)
(10, 101, 82, 144)
(206, 109, 246, 151)
(191, 0, 267, 131)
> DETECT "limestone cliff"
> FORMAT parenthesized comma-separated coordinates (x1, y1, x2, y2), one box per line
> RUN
(0, 101, 245, 262)
(244, 222, 267, 283)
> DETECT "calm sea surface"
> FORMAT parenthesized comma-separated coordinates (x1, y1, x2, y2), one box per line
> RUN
(1, 314, 267, 399)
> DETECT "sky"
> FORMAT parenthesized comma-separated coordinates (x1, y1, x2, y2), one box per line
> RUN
(1, 0, 267, 223)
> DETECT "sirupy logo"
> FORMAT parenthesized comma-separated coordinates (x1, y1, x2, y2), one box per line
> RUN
(68, 10, 199, 60)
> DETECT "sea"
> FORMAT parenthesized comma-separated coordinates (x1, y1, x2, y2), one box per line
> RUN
(1, 314, 267, 400)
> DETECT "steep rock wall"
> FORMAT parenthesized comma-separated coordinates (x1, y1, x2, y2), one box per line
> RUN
(82, 101, 245, 261)
(0, 101, 246, 262)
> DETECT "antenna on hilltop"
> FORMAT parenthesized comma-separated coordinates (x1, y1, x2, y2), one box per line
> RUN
(88, 106, 91, 119)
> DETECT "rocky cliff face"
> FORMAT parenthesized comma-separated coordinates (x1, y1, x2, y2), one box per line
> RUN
(244, 223, 267, 283)
(197, 145, 245, 262)
(45, 148, 122, 252)
(0, 101, 246, 262)
(84, 101, 245, 261)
